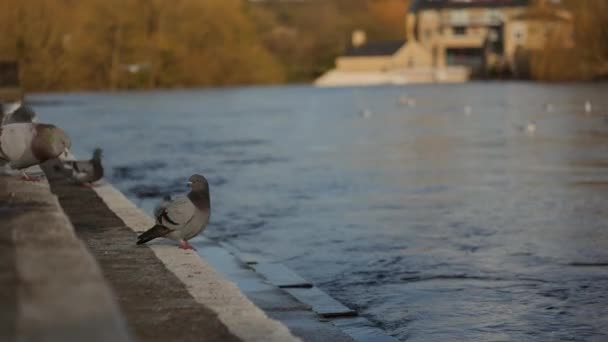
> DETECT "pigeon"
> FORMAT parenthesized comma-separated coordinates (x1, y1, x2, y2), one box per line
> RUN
(0, 123, 71, 180)
(2, 105, 38, 125)
(137, 174, 210, 250)
(1, 101, 22, 116)
(59, 148, 104, 186)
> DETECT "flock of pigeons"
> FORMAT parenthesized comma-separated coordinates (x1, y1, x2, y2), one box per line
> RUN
(0, 102, 211, 250)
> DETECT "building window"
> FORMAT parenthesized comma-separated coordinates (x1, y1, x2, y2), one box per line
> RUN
(453, 26, 467, 35)
(486, 9, 502, 24)
(450, 10, 469, 25)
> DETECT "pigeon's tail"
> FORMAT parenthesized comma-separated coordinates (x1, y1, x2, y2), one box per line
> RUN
(136, 224, 173, 245)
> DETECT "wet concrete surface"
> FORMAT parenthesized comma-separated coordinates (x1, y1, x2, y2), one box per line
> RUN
(0, 182, 17, 341)
(42, 168, 241, 342)
(195, 237, 399, 341)
(194, 237, 355, 342)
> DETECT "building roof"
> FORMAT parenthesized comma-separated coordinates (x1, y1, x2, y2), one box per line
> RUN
(410, 0, 531, 12)
(344, 40, 406, 57)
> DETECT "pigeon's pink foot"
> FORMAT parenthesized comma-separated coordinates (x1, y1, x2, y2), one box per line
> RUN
(179, 241, 196, 250)
(19, 173, 41, 182)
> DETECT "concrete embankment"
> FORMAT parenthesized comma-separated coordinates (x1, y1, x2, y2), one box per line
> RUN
(0, 169, 130, 342)
(43, 165, 297, 342)
(1, 165, 298, 342)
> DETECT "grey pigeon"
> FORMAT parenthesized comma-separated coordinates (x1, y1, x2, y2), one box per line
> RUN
(137, 174, 210, 250)
(59, 148, 104, 186)
(0, 123, 71, 180)
(2, 105, 38, 125)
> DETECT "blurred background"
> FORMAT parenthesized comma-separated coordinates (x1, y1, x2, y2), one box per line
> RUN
(3, 1, 608, 341)
(0, 0, 606, 91)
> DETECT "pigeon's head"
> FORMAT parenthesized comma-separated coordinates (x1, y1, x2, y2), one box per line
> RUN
(188, 174, 209, 192)
(93, 148, 103, 160)
(34, 124, 72, 161)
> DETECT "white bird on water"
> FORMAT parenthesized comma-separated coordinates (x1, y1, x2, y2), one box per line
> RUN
(464, 105, 472, 116)
(544, 103, 554, 113)
(585, 100, 592, 113)
(398, 96, 416, 107)
(525, 121, 537, 135)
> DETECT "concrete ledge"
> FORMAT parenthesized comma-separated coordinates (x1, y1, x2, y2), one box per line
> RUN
(91, 182, 299, 342)
(0, 171, 131, 342)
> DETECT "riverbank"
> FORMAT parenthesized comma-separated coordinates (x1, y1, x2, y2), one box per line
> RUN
(0, 160, 399, 341)
(0, 165, 297, 341)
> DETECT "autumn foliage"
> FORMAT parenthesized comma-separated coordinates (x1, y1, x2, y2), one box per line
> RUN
(530, 0, 608, 81)
(0, 0, 413, 91)
(0, 0, 285, 90)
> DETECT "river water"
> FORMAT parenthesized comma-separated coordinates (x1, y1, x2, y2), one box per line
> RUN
(34, 83, 608, 341)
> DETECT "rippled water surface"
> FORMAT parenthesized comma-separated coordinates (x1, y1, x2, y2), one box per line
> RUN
(34, 83, 608, 341)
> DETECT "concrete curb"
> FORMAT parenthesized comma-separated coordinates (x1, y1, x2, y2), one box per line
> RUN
(0, 170, 131, 342)
(92, 182, 300, 342)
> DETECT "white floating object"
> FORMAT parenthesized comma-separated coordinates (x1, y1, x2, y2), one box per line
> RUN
(544, 103, 554, 113)
(585, 101, 592, 113)
(525, 121, 536, 134)
(464, 105, 472, 116)
(398, 96, 415, 107)
(361, 109, 372, 119)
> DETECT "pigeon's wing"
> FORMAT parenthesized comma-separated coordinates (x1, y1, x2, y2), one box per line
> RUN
(65, 160, 95, 175)
(157, 196, 195, 230)
(2, 106, 36, 125)
(1, 102, 21, 116)
(153, 196, 171, 222)
(0, 124, 35, 161)
(1, 104, 18, 125)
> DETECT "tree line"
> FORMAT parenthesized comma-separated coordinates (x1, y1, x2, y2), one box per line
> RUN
(0, 0, 606, 91)
(0, 0, 410, 91)
(530, 0, 608, 81)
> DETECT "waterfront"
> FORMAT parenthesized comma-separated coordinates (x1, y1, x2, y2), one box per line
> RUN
(35, 83, 608, 341)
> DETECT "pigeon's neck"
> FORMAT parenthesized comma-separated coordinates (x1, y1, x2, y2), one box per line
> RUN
(188, 190, 210, 211)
